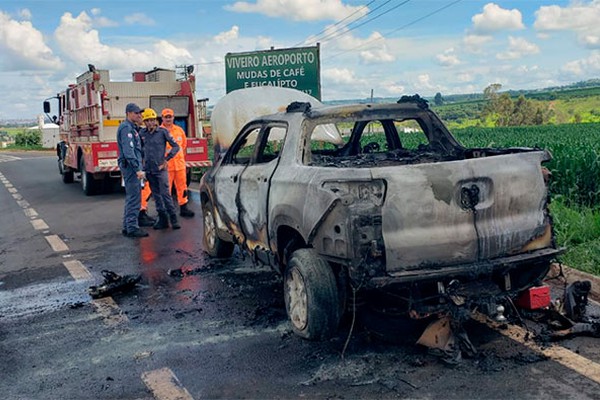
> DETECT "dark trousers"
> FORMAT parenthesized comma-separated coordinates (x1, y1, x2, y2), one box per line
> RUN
(121, 166, 141, 232)
(147, 170, 177, 217)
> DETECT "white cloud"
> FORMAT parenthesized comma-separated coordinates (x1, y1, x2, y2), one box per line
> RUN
(463, 34, 493, 54)
(124, 13, 155, 26)
(535, 2, 600, 49)
(436, 48, 460, 67)
(496, 36, 540, 60)
(322, 67, 361, 85)
(19, 9, 32, 20)
(306, 26, 394, 64)
(214, 26, 239, 45)
(378, 80, 405, 96)
(226, 0, 367, 22)
(94, 16, 119, 28)
(471, 3, 525, 34)
(417, 74, 438, 91)
(86, 8, 118, 27)
(561, 50, 600, 77)
(152, 40, 193, 66)
(456, 73, 474, 83)
(54, 12, 191, 70)
(0, 11, 63, 71)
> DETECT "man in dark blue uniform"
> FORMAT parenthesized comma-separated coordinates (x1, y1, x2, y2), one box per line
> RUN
(139, 108, 181, 230)
(117, 103, 148, 238)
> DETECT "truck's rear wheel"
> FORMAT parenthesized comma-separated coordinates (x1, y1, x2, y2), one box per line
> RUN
(80, 157, 97, 196)
(202, 200, 234, 258)
(284, 249, 340, 340)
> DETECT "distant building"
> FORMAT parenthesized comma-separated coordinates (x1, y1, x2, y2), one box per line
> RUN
(29, 115, 59, 148)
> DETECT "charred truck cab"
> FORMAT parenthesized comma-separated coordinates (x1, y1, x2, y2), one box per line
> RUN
(200, 87, 562, 340)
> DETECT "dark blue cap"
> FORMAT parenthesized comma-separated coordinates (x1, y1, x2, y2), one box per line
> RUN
(125, 103, 142, 113)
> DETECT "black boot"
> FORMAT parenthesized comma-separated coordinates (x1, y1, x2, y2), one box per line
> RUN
(170, 213, 181, 230)
(153, 211, 169, 230)
(138, 210, 156, 227)
(179, 203, 195, 218)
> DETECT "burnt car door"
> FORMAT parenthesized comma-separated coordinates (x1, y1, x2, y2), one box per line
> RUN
(213, 124, 263, 244)
(237, 123, 287, 254)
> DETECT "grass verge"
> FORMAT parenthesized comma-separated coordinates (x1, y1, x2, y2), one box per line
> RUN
(550, 199, 600, 275)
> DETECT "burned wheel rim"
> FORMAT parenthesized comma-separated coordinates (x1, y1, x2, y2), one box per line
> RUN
(285, 268, 308, 331)
(203, 207, 217, 250)
(284, 249, 341, 340)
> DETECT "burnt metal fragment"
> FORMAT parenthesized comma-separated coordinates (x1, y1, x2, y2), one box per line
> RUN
(88, 270, 141, 299)
(564, 280, 591, 322)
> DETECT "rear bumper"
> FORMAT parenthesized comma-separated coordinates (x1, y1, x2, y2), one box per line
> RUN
(370, 247, 563, 287)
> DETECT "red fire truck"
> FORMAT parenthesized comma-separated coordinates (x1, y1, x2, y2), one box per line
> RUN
(43, 66, 211, 195)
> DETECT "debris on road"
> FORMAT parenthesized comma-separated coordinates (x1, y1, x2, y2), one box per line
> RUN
(88, 270, 141, 299)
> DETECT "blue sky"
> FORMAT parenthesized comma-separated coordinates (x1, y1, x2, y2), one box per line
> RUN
(0, 0, 598, 120)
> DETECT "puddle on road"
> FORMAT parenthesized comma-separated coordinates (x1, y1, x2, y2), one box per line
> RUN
(0, 279, 91, 320)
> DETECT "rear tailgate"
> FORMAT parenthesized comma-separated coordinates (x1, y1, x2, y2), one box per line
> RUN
(371, 151, 550, 271)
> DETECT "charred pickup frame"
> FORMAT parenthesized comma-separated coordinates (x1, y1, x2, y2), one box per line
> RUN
(321, 180, 385, 206)
(313, 180, 386, 275)
(397, 94, 429, 109)
(286, 101, 311, 113)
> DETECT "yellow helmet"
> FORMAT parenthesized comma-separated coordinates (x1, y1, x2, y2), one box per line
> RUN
(142, 108, 157, 121)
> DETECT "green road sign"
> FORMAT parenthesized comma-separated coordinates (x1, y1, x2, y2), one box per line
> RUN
(225, 45, 321, 100)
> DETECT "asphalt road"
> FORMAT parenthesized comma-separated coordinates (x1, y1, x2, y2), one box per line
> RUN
(1, 150, 600, 400)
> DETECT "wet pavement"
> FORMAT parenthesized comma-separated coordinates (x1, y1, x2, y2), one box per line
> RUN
(1, 151, 600, 399)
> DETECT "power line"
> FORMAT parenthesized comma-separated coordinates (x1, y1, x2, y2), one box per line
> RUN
(293, 0, 377, 47)
(323, 0, 463, 61)
(316, 0, 412, 45)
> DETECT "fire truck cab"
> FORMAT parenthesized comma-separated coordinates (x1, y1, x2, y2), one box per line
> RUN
(44, 66, 210, 195)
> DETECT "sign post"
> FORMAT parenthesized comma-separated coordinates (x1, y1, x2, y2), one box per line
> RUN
(225, 45, 321, 100)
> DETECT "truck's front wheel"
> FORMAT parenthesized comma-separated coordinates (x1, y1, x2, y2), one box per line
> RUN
(284, 249, 341, 340)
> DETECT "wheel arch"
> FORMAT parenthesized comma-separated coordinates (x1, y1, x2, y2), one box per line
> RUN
(275, 224, 307, 274)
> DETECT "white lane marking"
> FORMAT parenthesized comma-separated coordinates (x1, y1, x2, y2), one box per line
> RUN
(92, 297, 129, 326)
(2, 173, 130, 330)
(0, 155, 21, 161)
(8, 187, 16, 193)
(24, 208, 38, 218)
(63, 260, 93, 280)
(31, 219, 49, 230)
(141, 368, 194, 400)
(473, 313, 600, 385)
(45, 234, 69, 252)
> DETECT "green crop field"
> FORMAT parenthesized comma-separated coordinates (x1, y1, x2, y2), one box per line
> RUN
(453, 123, 600, 209)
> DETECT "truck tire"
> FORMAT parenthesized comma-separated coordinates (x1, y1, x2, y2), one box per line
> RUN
(284, 249, 341, 340)
(80, 157, 97, 196)
(62, 165, 74, 184)
(202, 200, 234, 258)
(58, 144, 73, 183)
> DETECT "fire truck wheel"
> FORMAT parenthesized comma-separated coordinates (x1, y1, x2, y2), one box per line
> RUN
(62, 167, 74, 184)
(60, 158, 74, 183)
(80, 157, 97, 196)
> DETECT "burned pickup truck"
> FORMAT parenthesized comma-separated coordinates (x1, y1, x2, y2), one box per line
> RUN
(200, 90, 561, 340)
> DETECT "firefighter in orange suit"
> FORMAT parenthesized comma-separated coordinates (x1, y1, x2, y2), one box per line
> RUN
(161, 108, 195, 217)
